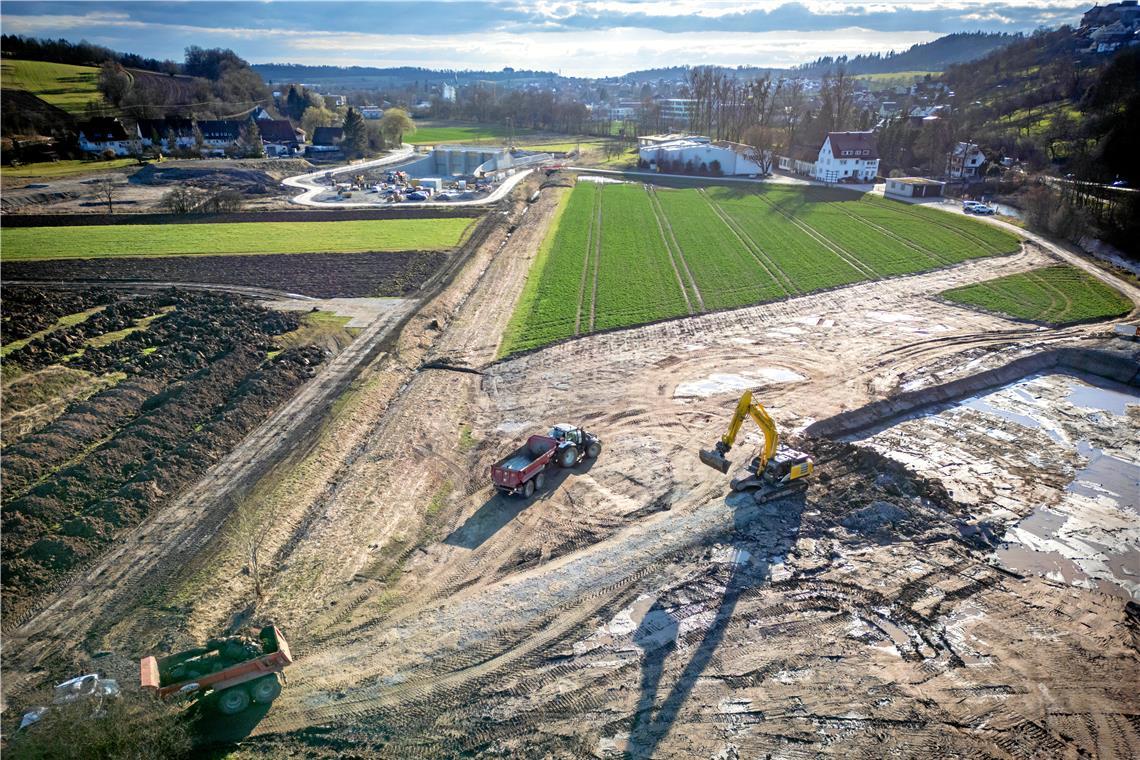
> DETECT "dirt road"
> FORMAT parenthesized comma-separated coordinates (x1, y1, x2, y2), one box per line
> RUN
(4, 172, 1137, 758)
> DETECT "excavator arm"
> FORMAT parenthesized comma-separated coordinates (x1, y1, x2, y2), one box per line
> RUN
(699, 390, 778, 474)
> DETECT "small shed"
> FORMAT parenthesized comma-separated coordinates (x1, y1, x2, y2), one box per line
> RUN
(885, 177, 945, 198)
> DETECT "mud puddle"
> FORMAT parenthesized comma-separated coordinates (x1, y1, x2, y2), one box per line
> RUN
(852, 372, 1140, 600)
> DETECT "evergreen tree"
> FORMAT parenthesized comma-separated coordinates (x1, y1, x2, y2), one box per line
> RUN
(342, 107, 368, 158)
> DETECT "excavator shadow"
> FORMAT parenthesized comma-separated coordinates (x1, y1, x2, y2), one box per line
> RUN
(444, 458, 597, 550)
(628, 487, 807, 759)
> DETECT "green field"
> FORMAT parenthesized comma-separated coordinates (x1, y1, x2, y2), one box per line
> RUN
(1, 218, 475, 261)
(501, 182, 1022, 354)
(941, 265, 1133, 324)
(0, 59, 103, 113)
(1, 158, 138, 180)
(406, 123, 539, 145)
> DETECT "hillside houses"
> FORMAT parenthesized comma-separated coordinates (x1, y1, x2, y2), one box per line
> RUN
(77, 117, 138, 156)
(74, 115, 305, 157)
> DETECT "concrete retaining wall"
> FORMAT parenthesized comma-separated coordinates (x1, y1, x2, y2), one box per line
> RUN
(805, 346, 1140, 439)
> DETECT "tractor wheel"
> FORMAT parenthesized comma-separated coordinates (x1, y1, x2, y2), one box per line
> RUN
(250, 675, 282, 703)
(523, 478, 535, 498)
(559, 447, 577, 468)
(586, 442, 601, 459)
(534, 472, 545, 491)
(215, 686, 251, 715)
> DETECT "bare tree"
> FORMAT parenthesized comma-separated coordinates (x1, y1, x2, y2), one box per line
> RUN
(94, 178, 119, 214)
(227, 497, 269, 602)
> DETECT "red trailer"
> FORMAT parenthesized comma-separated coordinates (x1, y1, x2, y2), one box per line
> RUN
(491, 424, 602, 498)
(140, 625, 292, 715)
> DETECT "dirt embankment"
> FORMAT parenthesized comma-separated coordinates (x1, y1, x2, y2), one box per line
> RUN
(0, 287, 327, 627)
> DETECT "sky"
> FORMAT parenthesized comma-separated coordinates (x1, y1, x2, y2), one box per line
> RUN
(0, 1, 1089, 76)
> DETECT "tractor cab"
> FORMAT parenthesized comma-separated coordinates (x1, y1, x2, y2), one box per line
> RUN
(549, 423, 583, 445)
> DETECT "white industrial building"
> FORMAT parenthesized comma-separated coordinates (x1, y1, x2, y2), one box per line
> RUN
(639, 136, 765, 176)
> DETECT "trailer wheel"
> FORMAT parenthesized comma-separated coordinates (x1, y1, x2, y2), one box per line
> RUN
(250, 675, 282, 704)
(586, 442, 601, 459)
(559, 447, 577, 468)
(534, 472, 545, 491)
(523, 479, 535, 498)
(215, 686, 251, 715)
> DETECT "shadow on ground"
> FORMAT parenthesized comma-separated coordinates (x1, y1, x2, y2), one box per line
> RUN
(444, 457, 597, 550)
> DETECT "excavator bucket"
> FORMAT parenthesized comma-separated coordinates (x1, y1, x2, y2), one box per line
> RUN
(699, 448, 731, 474)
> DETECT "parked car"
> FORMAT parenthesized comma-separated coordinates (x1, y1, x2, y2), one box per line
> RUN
(405, 191, 428, 201)
(972, 205, 996, 215)
(962, 200, 983, 213)
(1111, 179, 1129, 188)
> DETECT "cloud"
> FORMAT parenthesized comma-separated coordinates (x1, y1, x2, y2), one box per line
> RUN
(0, 0, 1088, 75)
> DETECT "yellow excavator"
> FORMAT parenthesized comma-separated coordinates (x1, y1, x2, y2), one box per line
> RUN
(699, 390, 814, 497)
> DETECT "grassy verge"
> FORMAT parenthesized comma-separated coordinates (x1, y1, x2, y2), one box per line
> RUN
(1, 158, 138, 180)
(1, 218, 476, 261)
(941, 265, 1133, 324)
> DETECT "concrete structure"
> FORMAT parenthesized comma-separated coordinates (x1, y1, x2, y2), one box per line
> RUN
(885, 177, 945, 198)
(812, 132, 879, 183)
(639, 137, 763, 176)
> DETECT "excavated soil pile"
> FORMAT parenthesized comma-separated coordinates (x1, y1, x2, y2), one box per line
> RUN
(0, 286, 116, 341)
(1, 287, 326, 626)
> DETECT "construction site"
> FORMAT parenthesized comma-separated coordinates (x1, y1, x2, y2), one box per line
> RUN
(2, 167, 1138, 758)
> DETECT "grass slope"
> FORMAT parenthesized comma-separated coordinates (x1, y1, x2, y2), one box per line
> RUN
(0, 59, 102, 113)
(2, 159, 137, 180)
(502, 182, 1023, 354)
(1, 218, 475, 261)
(942, 265, 1133, 324)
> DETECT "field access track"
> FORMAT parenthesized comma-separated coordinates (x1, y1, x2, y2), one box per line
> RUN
(501, 182, 1022, 354)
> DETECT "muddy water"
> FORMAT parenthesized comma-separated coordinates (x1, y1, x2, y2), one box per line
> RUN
(853, 372, 1140, 600)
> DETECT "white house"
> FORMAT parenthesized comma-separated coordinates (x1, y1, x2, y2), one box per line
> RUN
(137, 117, 196, 151)
(77, 118, 139, 156)
(441, 83, 457, 102)
(812, 131, 879, 183)
(948, 141, 986, 179)
(638, 137, 764, 176)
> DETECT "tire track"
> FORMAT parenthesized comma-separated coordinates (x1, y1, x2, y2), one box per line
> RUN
(700, 189, 800, 296)
(589, 184, 604, 333)
(645, 185, 700, 313)
(754, 193, 881, 279)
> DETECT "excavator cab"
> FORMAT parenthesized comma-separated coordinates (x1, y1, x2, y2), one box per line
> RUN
(699, 390, 814, 499)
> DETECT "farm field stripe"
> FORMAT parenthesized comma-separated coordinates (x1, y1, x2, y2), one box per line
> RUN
(574, 184, 599, 335)
(646, 186, 702, 312)
(700, 189, 798, 296)
(753, 193, 880, 279)
(829, 202, 954, 267)
(589, 184, 604, 332)
(865, 196, 1018, 254)
(592, 185, 688, 330)
(711, 193, 865, 294)
(653, 188, 784, 310)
